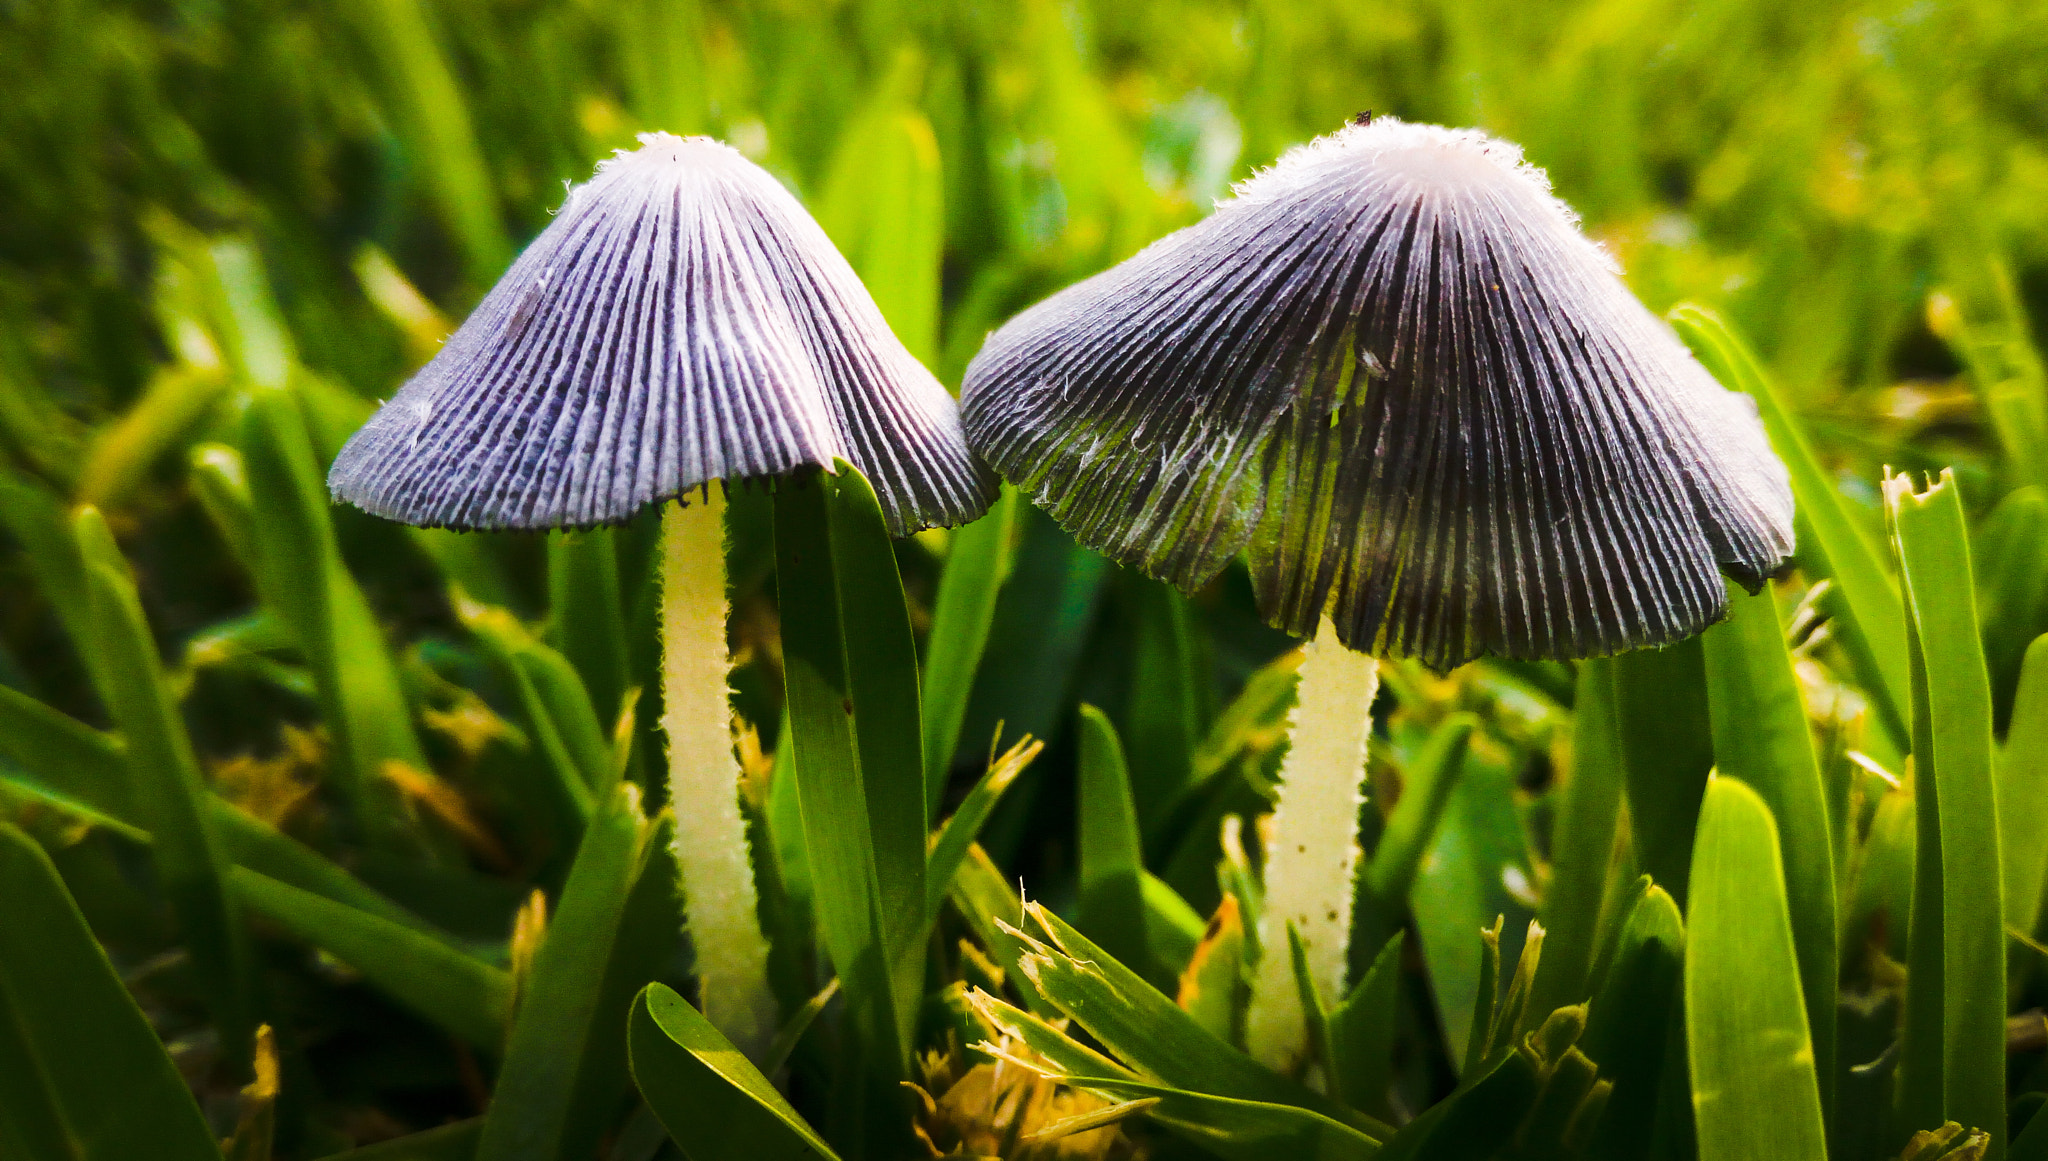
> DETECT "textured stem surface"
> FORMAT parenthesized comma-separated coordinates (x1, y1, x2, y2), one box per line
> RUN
(661, 494, 777, 1058)
(1244, 618, 1381, 1071)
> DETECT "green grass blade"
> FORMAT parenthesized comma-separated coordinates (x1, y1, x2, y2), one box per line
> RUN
(1122, 574, 1208, 823)
(1889, 470, 2007, 1154)
(74, 506, 259, 1069)
(2001, 635, 2048, 987)
(1582, 886, 1685, 1161)
(454, 593, 602, 822)
(1528, 658, 1625, 1021)
(0, 976, 75, 1161)
(0, 470, 91, 663)
(1612, 638, 1713, 906)
(925, 735, 1037, 926)
(1076, 704, 1154, 983)
(1701, 581, 1839, 1121)
(961, 987, 1134, 1081)
(1141, 871, 1206, 979)
(0, 683, 482, 953)
(2017, 1102, 2048, 1161)
(233, 866, 511, 1050)
(1670, 303, 1911, 751)
(628, 983, 840, 1161)
(241, 384, 428, 846)
(547, 529, 632, 729)
(1976, 489, 2048, 728)
(774, 463, 928, 1084)
(614, 0, 708, 132)
(1330, 931, 1405, 1120)
(1364, 712, 1476, 904)
(1012, 902, 1388, 1138)
(920, 486, 1018, 799)
(478, 784, 655, 1161)
(347, 0, 510, 283)
(1374, 1048, 1540, 1161)
(312, 1120, 482, 1160)
(948, 844, 1054, 1016)
(818, 61, 944, 366)
(0, 823, 220, 1161)
(1686, 777, 1827, 1161)
(0, 682, 133, 818)
(956, 508, 1111, 750)
(1057, 1076, 1382, 1161)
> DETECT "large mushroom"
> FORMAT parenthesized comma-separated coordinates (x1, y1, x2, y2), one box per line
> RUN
(961, 115, 1793, 1067)
(331, 132, 994, 1054)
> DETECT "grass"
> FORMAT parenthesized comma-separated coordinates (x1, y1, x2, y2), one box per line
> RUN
(1, 0, 2046, 1158)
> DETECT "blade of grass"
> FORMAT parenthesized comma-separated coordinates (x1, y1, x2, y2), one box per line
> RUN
(1701, 580, 1838, 1123)
(1142, 871, 1206, 979)
(1363, 712, 1476, 904)
(2001, 636, 2048, 990)
(313, 1120, 482, 1160)
(949, 843, 1054, 1016)
(628, 983, 840, 1161)
(1581, 885, 1685, 1161)
(1889, 469, 2007, 1154)
(818, 55, 944, 366)
(74, 506, 259, 1071)
(1057, 1075, 1383, 1161)
(774, 463, 927, 1091)
(1612, 639, 1713, 906)
(1011, 901, 1389, 1138)
(548, 529, 631, 730)
(347, 0, 511, 283)
(478, 783, 657, 1161)
(0, 683, 484, 951)
(1330, 931, 1405, 1121)
(925, 733, 1040, 926)
(1528, 658, 1625, 1021)
(1976, 489, 2048, 730)
(0, 976, 74, 1161)
(242, 384, 428, 846)
(453, 592, 602, 822)
(1373, 1047, 1540, 1161)
(920, 486, 1018, 800)
(1176, 894, 1248, 1047)
(1671, 303, 1910, 752)
(1686, 777, 1827, 1161)
(233, 866, 511, 1050)
(0, 470, 91, 663)
(0, 823, 220, 1161)
(1077, 704, 1154, 984)
(1122, 573, 1207, 824)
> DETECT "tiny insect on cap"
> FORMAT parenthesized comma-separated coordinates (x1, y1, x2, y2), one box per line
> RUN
(962, 117, 1794, 671)
(329, 132, 995, 535)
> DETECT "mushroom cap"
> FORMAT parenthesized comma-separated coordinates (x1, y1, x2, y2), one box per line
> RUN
(962, 117, 1794, 670)
(329, 133, 995, 535)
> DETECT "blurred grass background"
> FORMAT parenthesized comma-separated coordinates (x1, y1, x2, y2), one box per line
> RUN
(3, 0, 2047, 1156)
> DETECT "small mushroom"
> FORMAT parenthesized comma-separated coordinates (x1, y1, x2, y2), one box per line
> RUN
(960, 117, 1792, 1067)
(331, 133, 995, 1056)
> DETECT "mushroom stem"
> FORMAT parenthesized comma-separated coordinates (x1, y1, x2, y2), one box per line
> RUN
(660, 492, 778, 1059)
(1244, 617, 1381, 1072)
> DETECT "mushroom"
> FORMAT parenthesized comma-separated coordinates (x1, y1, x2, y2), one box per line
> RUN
(331, 132, 994, 1055)
(960, 116, 1792, 1068)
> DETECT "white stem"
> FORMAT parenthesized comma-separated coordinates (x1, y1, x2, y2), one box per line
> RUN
(661, 493, 778, 1058)
(1244, 616, 1381, 1072)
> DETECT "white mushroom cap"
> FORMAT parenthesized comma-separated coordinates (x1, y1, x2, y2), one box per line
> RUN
(330, 133, 994, 535)
(962, 117, 1794, 670)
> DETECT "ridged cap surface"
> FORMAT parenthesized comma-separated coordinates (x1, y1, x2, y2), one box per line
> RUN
(330, 133, 995, 534)
(962, 117, 1793, 669)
